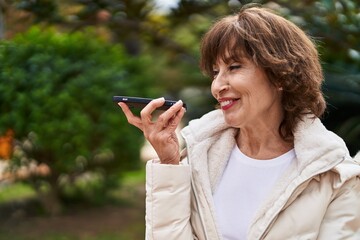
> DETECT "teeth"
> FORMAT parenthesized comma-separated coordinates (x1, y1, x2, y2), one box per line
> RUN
(220, 100, 233, 107)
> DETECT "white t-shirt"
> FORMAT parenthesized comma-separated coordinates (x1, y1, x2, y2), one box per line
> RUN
(213, 145, 296, 240)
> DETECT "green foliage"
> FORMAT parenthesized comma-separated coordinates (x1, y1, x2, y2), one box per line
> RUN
(0, 26, 157, 205)
(14, 0, 60, 22)
(7, 1, 360, 156)
(0, 182, 36, 203)
(322, 73, 360, 155)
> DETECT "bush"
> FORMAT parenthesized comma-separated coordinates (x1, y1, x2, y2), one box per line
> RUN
(0, 26, 157, 213)
(322, 73, 360, 156)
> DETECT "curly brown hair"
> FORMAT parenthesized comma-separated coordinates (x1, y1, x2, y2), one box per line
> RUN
(200, 5, 326, 141)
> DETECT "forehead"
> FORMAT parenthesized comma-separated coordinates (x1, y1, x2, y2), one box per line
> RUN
(212, 48, 249, 66)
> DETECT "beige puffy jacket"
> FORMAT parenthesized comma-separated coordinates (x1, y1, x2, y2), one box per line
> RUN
(145, 110, 360, 240)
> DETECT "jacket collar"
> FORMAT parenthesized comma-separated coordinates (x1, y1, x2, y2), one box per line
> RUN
(182, 110, 351, 179)
(293, 115, 349, 173)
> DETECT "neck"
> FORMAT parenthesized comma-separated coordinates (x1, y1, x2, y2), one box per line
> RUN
(236, 126, 293, 160)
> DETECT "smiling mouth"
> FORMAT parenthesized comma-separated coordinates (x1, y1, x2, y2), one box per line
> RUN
(219, 99, 240, 110)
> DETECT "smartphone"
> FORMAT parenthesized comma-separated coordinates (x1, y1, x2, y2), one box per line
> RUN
(113, 96, 187, 111)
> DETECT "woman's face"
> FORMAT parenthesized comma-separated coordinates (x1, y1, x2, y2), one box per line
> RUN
(211, 56, 283, 129)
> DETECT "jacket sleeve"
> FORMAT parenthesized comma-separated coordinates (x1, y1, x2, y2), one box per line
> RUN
(317, 176, 360, 240)
(145, 159, 195, 240)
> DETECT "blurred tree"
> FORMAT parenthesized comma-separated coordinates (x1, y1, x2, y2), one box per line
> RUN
(14, 0, 60, 22)
(9, 0, 164, 54)
(0, 26, 158, 214)
(4, 0, 360, 151)
(0, 0, 8, 39)
(7, 0, 231, 55)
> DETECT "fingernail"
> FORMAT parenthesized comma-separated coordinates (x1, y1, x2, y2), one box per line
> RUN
(176, 100, 183, 105)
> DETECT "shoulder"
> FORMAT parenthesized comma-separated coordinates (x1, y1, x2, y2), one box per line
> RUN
(331, 153, 360, 183)
(318, 154, 360, 200)
(354, 151, 360, 165)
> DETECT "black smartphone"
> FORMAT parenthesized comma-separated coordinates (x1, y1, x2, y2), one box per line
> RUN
(113, 96, 187, 111)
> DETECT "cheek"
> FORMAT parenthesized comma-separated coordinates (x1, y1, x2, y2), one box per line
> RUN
(210, 81, 217, 98)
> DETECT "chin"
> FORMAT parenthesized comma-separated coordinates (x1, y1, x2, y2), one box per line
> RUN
(222, 107, 242, 120)
(224, 115, 241, 128)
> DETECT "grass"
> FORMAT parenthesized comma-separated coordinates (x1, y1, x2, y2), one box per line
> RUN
(0, 232, 137, 240)
(107, 167, 146, 205)
(0, 167, 146, 205)
(0, 182, 36, 203)
(0, 168, 146, 240)
(122, 167, 146, 186)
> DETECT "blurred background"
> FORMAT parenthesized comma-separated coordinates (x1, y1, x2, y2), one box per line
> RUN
(0, 0, 359, 239)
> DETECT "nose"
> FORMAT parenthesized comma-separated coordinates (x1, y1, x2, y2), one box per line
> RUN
(211, 73, 229, 99)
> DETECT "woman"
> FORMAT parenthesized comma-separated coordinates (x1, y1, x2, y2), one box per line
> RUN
(118, 5, 360, 240)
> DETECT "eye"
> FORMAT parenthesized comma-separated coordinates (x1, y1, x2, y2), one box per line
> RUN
(229, 65, 241, 71)
(212, 69, 219, 78)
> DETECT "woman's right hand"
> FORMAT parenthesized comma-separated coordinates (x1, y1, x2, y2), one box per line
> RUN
(118, 97, 186, 165)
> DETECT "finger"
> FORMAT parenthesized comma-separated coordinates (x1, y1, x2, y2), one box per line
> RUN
(156, 100, 185, 131)
(140, 97, 165, 124)
(165, 106, 186, 131)
(118, 102, 143, 130)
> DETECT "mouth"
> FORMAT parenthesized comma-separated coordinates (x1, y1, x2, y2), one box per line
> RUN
(218, 98, 240, 110)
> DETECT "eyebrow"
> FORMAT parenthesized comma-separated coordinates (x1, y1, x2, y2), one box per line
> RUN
(213, 56, 245, 66)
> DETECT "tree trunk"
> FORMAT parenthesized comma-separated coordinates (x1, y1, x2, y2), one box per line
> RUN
(34, 179, 63, 216)
(0, 5, 4, 39)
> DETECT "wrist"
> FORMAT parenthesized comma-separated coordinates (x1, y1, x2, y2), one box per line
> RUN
(160, 157, 180, 165)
